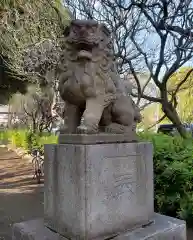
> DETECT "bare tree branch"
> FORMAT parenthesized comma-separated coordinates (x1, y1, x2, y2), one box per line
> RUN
(147, 114, 166, 130)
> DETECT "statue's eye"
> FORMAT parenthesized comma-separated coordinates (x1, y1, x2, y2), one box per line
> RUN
(72, 28, 77, 34)
(90, 27, 96, 33)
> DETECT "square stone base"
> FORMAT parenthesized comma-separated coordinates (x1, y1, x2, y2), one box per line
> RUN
(44, 142, 154, 239)
(12, 214, 186, 240)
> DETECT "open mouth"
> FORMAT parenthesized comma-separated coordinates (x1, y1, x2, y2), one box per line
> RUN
(77, 43, 93, 52)
(76, 43, 93, 60)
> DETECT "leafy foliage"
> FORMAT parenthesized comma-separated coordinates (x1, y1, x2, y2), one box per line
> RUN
(0, 0, 69, 71)
(0, 54, 28, 104)
(168, 67, 193, 123)
(0, 129, 57, 154)
(9, 85, 58, 132)
(0, 0, 70, 103)
(140, 132, 193, 225)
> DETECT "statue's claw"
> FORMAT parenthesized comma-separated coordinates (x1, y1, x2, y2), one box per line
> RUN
(77, 124, 98, 134)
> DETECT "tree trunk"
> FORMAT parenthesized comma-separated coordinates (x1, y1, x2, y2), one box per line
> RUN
(32, 119, 37, 133)
(162, 101, 187, 138)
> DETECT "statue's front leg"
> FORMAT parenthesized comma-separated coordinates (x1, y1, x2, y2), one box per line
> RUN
(60, 102, 81, 134)
(77, 98, 105, 134)
(104, 96, 137, 140)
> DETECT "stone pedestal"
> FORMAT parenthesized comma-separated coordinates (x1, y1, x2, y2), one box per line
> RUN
(12, 214, 186, 240)
(12, 134, 187, 240)
(44, 135, 154, 239)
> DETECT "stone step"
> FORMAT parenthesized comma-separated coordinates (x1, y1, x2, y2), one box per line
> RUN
(12, 214, 186, 240)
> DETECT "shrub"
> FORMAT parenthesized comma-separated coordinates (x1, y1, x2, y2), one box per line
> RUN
(140, 132, 193, 225)
(0, 130, 9, 143)
(0, 129, 57, 154)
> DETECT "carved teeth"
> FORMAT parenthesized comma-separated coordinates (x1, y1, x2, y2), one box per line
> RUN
(78, 50, 92, 59)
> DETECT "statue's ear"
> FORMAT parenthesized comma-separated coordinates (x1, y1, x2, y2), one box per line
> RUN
(63, 25, 70, 37)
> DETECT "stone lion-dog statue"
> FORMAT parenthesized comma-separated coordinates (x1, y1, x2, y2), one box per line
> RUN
(58, 19, 141, 137)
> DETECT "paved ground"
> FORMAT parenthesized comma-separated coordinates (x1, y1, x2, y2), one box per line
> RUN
(0, 146, 193, 240)
(0, 147, 43, 240)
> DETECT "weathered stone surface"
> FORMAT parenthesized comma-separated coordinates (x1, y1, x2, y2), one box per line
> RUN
(58, 133, 138, 144)
(113, 213, 186, 240)
(44, 142, 154, 240)
(12, 219, 67, 240)
(12, 214, 186, 240)
(58, 19, 141, 136)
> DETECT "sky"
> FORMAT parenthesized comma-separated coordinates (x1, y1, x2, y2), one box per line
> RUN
(63, 0, 193, 67)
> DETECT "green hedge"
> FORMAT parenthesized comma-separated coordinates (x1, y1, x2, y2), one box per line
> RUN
(1, 130, 193, 225)
(0, 129, 57, 154)
(140, 132, 193, 225)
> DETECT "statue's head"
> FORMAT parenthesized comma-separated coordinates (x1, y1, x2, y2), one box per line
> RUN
(63, 19, 112, 60)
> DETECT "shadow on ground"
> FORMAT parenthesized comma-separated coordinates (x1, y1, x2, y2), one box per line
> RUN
(0, 147, 43, 240)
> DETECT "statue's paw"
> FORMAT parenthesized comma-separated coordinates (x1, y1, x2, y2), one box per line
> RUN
(59, 127, 69, 134)
(77, 124, 98, 134)
(77, 125, 89, 134)
(104, 123, 125, 134)
(104, 126, 113, 133)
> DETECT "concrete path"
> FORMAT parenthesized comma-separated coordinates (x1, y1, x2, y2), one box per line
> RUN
(0, 147, 43, 240)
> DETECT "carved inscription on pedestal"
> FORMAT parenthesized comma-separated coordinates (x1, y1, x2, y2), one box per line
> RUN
(136, 155, 146, 205)
(102, 156, 137, 202)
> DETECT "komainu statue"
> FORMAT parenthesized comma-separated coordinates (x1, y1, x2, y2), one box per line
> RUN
(58, 20, 141, 135)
